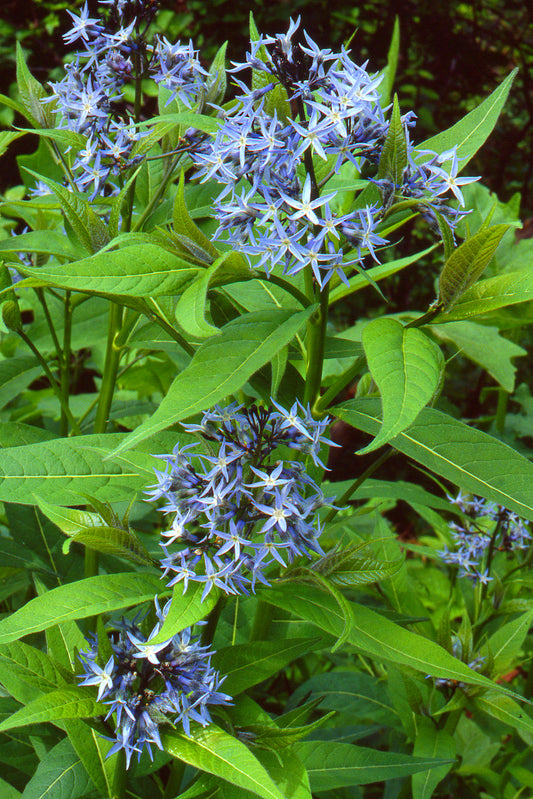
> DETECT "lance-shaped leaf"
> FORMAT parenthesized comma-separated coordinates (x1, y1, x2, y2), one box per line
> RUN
(111, 306, 315, 455)
(412, 719, 455, 799)
(416, 69, 517, 169)
(432, 267, 533, 323)
(36, 496, 153, 567)
(360, 318, 443, 453)
(334, 398, 533, 522)
(0, 687, 104, 732)
(0, 230, 85, 261)
(0, 356, 43, 411)
(0, 130, 26, 157)
(0, 573, 166, 644)
(475, 692, 533, 736)
(15, 42, 53, 128)
(161, 724, 285, 799)
(261, 582, 516, 693)
(377, 94, 407, 184)
(0, 641, 69, 704)
(15, 243, 199, 300)
(295, 740, 453, 790)
(173, 171, 219, 259)
(438, 223, 510, 310)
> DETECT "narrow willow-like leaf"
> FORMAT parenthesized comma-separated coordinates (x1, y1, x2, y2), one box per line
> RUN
(212, 638, 318, 695)
(335, 398, 533, 522)
(0, 687, 104, 732)
(379, 16, 400, 108)
(111, 306, 315, 455)
(295, 740, 452, 790)
(161, 724, 285, 799)
(360, 318, 443, 452)
(416, 69, 517, 169)
(479, 609, 533, 678)
(377, 94, 407, 183)
(438, 224, 509, 309)
(63, 720, 113, 799)
(16, 243, 199, 299)
(18, 127, 87, 150)
(412, 719, 455, 799)
(475, 692, 533, 736)
(432, 267, 533, 323)
(19, 737, 94, 799)
(262, 582, 514, 692)
(0, 573, 165, 644)
(15, 42, 53, 128)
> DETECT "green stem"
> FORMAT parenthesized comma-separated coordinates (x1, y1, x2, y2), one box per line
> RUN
(162, 758, 185, 799)
(93, 302, 123, 435)
(201, 596, 227, 647)
(262, 273, 312, 308)
(404, 305, 443, 329)
(144, 304, 195, 355)
(303, 282, 330, 408)
(60, 291, 73, 437)
(132, 152, 183, 233)
(17, 329, 82, 435)
(323, 448, 395, 525)
(249, 599, 275, 642)
(111, 749, 127, 799)
(495, 388, 509, 435)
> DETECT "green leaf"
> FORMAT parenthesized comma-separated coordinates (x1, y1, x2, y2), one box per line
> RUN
(289, 671, 396, 724)
(15, 42, 53, 128)
(380, 17, 400, 108)
(261, 582, 513, 692)
(0, 356, 43, 411)
(480, 609, 533, 677)
(475, 691, 533, 736)
(0, 642, 68, 705)
(16, 243, 199, 300)
(0, 422, 56, 447)
(0, 433, 150, 505)
(176, 251, 254, 339)
(334, 398, 533, 523)
(430, 320, 525, 392)
(212, 638, 318, 695)
(173, 171, 219, 260)
(0, 687, 104, 732)
(416, 69, 517, 169)
(438, 224, 510, 310)
(432, 267, 533, 323)
(63, 719, 113, 798)
(147, 583, 219, 644)
(295, 740, 452, 790)
(19, 128, 87, 151)
(161, 724, 285, 799)
(23, 172, 110, 255)
(412, 718, 455, 799)
(36, 496, 153, 566)
(377, 95, 407, 183)
(0, 573, 166, 644)
(0, 230, 85, 261)
(17, 737, 93, 799)
(111, 307, 315, 455)
(360, 318, 443, 452)
(0, 131, 26, 157)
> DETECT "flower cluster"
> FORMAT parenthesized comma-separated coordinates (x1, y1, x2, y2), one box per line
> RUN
(146, 401, 335, 598)
(78, 598, 231, 767)
(45, 1, 207, 196)
(192, 18, 478, 287)
(439, 491, 532, 582)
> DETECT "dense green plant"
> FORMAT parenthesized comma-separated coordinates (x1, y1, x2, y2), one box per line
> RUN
(1, 2, 533, 798)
